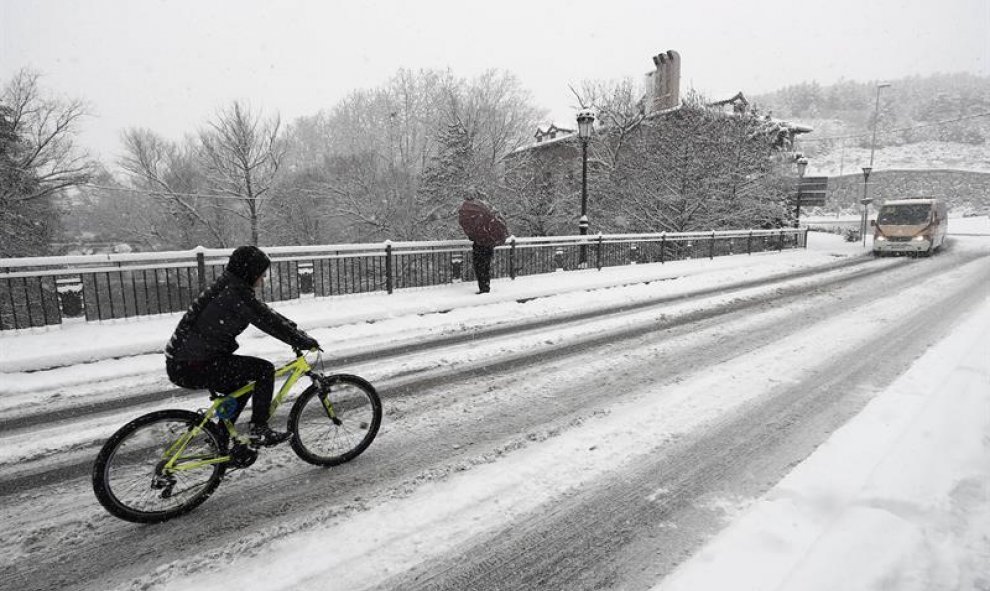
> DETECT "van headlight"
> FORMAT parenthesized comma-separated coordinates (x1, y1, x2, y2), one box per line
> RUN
(875, 235, 887, 241)
(913, 235, 929, 241)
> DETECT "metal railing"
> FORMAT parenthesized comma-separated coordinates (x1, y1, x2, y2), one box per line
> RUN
(0, 228, 807, 331)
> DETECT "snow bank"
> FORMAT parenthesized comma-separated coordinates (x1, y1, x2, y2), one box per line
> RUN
(0, 235, 867, 374)
(656, 291, 990, 591)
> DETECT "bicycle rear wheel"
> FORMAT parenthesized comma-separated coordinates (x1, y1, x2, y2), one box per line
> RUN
(288, 374, 382, 467)
(92, 409, 227, 523)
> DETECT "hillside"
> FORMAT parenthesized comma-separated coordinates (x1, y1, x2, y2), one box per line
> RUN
(793, 135, 990, 177)
(751, 73, 990, 176)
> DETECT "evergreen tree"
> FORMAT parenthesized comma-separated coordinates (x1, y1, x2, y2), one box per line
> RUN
(0, 103, 56, 256)
(417, 120, 475, 237)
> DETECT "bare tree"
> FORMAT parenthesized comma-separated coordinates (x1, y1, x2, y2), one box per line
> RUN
(495, 78, 644, 238)
(119, 128, 239, 248)
(417, 69, 546, 237)
(62, 167, 168, 251)
(0, 69, 94, 204)
(459, 69, 546, 171)
(570, 77, 646, 172)
(280, 69, 544, 242)
(198, 101, 285, 246)
(0, 69, 94, 200)
(304, 69, 454, 240)
(1, 69, 94, 255)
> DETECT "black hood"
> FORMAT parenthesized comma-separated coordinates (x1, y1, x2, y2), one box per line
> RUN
(226, 245, 270, 284)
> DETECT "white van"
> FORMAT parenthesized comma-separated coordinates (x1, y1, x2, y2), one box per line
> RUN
(871, 198, 948, 257)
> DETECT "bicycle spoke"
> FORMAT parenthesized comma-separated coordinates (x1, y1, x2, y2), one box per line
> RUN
(289, 377, 381, 466)
(94, 411, 227, 522)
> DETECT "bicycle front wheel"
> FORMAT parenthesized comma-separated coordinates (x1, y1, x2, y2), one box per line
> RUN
(288, 374, 382, 467)
(92, 409, 227, 523)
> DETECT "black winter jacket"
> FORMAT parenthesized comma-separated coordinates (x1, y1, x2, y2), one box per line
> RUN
(165, 271, 310, 361)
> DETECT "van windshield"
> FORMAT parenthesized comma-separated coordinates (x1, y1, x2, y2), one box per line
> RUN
(877, 204, 932, 225)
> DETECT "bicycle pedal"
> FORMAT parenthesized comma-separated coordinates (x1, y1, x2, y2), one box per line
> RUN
(229, 444, 258, 468)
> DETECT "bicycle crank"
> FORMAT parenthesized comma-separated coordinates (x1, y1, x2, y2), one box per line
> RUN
(229, 443, 258, 469)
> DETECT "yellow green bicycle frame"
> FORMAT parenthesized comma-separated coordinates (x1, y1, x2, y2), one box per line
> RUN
(161, 352, 319, 473)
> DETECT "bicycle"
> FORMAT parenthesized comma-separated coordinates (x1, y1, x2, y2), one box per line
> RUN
(91, 349, 382, 523)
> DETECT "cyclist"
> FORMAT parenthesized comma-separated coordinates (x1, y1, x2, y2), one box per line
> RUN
(165, 245, 319, 446)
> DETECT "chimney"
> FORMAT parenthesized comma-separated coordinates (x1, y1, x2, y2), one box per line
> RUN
(645, 50, 681, 113)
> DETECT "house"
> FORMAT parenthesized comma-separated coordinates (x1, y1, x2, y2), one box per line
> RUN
(534, 123, 576, 143)
(709, 91, 750, 115)
(521, 49, 683, 154)
(707, 91, 814, 151)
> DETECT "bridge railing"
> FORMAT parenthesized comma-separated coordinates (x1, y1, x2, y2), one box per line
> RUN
(0, 228, 807, 331)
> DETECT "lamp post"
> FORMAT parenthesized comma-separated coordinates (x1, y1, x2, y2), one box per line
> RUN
(576, 109, 595, 266)
(861, 166, 873, 247)
(869, 83, 891, 169)
(862, 83, 889, 248)
(794, 156, 808, 228)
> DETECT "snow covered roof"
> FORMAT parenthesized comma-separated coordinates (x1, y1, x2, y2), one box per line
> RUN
(514, 129, 580, 153)
(708, 91, 749, 108)
(534, 123, 576, 137)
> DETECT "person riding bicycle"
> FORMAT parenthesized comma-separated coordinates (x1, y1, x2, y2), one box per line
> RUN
(165, 245, 319, 447)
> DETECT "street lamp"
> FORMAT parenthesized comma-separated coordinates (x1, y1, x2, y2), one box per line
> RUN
(869, 83, 891, 169)
(862, 83, 890, 248)
(576, 109, 595, 265)
(861, 166, 873, 247)
(794, 155, 808, 228)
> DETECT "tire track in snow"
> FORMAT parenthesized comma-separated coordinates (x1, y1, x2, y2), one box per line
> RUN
(370, 255, 990, 591)
(2, 251, 982, 591)
(0, 255, 873, 433)
(0, 257, 897, 498)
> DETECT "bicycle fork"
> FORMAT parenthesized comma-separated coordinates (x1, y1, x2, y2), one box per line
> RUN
(313, 378, 342, 425)
(319, 393, 342, 425)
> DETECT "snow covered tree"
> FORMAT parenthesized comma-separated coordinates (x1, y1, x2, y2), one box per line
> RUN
(501, 147, 576, 236)
(1, 70, 94, 256)
(281, 68, 542, 242)
(0, 69, 94, 204)
(119, 128, 238, 248)
(417, 120, 475, 237)
(198, 101, 285, 246)
(597, 96, 791, 233)
(571, 77, 647, 172)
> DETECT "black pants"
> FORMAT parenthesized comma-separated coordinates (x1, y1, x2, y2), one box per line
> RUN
(472, 244, 494, 293)
(166, 355, 275, 426)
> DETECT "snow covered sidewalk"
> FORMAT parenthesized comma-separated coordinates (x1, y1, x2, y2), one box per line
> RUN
(657, 294, 990, 591)
(0, 240, 864, 374)
(5, 219, 985, 375)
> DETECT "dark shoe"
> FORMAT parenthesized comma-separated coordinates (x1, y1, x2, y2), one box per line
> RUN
(249, 423, 291, 447)
(476, 288, 490, 294)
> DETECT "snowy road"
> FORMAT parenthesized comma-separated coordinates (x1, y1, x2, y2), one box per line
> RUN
(1, 234, 988, 591)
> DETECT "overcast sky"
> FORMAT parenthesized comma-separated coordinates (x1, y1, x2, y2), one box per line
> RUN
(2, 0, 987, 161)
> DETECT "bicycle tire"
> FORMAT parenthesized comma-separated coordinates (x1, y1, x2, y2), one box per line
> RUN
(288, 374, 382, 467)
(92, 409, 227, 523)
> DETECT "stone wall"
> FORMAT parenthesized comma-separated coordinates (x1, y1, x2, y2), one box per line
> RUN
(818, 169, 990, 214)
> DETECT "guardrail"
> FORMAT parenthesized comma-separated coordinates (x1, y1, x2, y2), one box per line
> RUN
(0, 228, 807, 331)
